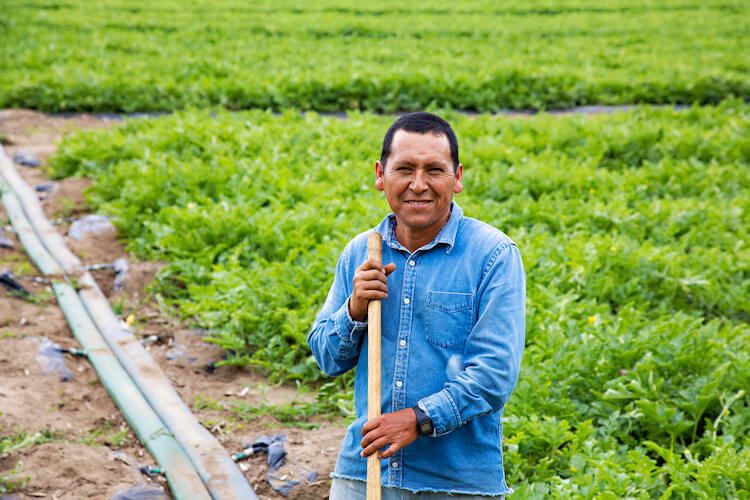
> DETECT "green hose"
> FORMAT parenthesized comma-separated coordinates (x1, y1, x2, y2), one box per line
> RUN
(54, 282, 211, 500)
(1, 150, 211, 499)
(0, 189, 63, 275)
(1, 144, 256, 499)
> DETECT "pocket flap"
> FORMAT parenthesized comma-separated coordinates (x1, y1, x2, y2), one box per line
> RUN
(427, 291, 473, 312)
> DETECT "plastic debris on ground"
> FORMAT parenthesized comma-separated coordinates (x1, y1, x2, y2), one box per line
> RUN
(34, 181, 59, 200)
(0, 269, 32, 299)
(165, 347, 184, 360)
(113, 257, 129, 291)
(266, 474, 301, 497)
(109, 484, 168, 500)
(240, 434, 318, 496)
(0, 227, 13, 248)
(86, 258, 129, 292)
(68, 214, 115, 240)
(111, 450, 164, 479)
(268, 465, 318, 497)
(34, 181, 58, 192)
(108, 451, 167, 500)
(36, 337, 73, 382)
(248, 434, 288, 470)
(13, 151, 40, 167)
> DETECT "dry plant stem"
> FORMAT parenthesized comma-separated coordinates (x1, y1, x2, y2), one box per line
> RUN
(366, 231, 382, 500)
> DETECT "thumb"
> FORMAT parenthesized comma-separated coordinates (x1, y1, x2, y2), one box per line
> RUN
(384, 263, 397, 275)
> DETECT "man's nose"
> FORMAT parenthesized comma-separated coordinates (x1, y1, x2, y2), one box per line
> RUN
(409, 169, 428, 193)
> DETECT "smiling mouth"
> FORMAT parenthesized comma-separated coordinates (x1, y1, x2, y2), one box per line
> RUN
(404, 200, 433, 205)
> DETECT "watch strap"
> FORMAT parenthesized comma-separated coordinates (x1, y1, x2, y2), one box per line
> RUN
(412, 404, 434, 437)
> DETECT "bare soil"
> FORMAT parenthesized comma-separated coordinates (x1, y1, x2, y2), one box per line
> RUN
(0, 110, 344, 499)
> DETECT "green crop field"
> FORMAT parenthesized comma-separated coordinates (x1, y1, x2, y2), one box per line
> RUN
(1, 0, 749, 112)
(49, 102, 750, 497)
(5, 0, 749, 495)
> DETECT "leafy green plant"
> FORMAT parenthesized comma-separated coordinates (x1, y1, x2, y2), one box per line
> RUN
(0, 462, 30, 493)
(1, 0, 748, 113)
(105, 429, 131, 448)
(48, 102, 750, 496)
(193, 393, 224, 412)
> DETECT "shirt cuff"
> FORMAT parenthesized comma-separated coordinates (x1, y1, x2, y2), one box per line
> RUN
(418, 389, 462, 437)
(334, 297, 368, 346)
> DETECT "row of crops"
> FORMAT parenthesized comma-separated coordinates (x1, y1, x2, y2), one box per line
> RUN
(49, 102, 750, 497)
(5, 0, 748, 495)
(1, 0, 748, 112)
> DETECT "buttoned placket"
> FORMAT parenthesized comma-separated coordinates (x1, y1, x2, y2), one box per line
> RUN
(387, 246, 420, 488)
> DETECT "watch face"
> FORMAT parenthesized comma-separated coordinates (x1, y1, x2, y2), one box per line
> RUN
(419, 421, 433, 435)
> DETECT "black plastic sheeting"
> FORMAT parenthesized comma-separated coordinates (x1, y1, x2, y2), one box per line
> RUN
(0, 269, 31, 298)
(245, 434, 318, 497)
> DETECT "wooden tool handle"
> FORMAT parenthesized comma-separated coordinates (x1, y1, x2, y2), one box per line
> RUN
(366, 231, 382, 500)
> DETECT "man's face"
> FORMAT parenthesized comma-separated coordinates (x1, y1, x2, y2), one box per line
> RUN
(375, 130, 463, 234)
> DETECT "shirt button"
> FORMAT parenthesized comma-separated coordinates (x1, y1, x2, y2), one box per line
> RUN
(392, 461, 399, 468)
(403, 297, 410, 305)
(399, 339, 406, 347)
(396, 380, 403, 387)
(409, 260, 415, 267)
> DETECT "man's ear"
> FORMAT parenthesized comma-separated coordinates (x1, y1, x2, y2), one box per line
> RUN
(453, 163, 464, 194)
(375, 161, 385, 191)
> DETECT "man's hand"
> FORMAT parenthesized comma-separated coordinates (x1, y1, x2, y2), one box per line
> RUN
(349, 259, 396, 322)
(360, 408, 418, 459)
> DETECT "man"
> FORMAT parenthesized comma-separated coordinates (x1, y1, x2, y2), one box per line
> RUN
(308, 112, 525, 499)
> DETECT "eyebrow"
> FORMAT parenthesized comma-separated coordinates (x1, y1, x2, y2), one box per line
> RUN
(391, 160, 448, 168)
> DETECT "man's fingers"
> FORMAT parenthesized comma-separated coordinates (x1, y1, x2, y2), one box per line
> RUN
(360, 260, 396, 278)
(360, 259, 389, 272)
(380, 443, 401, 459)
(356, 290, 388, 302)
(360, 436, 390, 457)
(355, 277, 389, 293)
(361, 418, 379, 435)
(356, 269, 390, 286)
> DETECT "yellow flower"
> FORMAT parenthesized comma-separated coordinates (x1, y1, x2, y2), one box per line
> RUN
(126, 314, 135, 326)
(725, 410, 730, 415)
(588, 188, 595, 195)
(610, 246, 616, 252)
(587, 316, 596, 324)
(570, 466, 577, 472)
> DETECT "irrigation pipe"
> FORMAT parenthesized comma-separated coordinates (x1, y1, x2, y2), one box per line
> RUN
(0, 190, 210, 499)
(0, 188, 63, 275)
(0, 145, 257, 500)
(76, 273, 257, 499)
(54, 282, 211, 500)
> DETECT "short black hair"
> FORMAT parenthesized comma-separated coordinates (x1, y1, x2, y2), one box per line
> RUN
(380, 112, 459, 172)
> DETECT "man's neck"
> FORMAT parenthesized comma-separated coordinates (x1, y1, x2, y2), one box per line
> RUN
(394, 210, 451, 253)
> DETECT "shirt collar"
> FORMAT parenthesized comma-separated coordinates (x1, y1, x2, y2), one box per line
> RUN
(376, 201, 463, 254)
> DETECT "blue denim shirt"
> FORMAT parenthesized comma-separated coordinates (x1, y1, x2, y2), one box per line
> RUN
(308, 202, 525, 495)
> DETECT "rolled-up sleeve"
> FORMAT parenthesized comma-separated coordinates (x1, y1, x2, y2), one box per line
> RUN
(307, 244, 368, 377)
(419, 243, 526, 436)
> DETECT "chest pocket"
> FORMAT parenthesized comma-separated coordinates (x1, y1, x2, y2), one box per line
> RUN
(425, 291, 474, 348)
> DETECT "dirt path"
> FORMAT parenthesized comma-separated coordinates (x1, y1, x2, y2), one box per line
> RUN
(0, 110, 344, 499)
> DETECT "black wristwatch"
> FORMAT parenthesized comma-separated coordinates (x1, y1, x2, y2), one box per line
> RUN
(412, 404, 434, 437)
